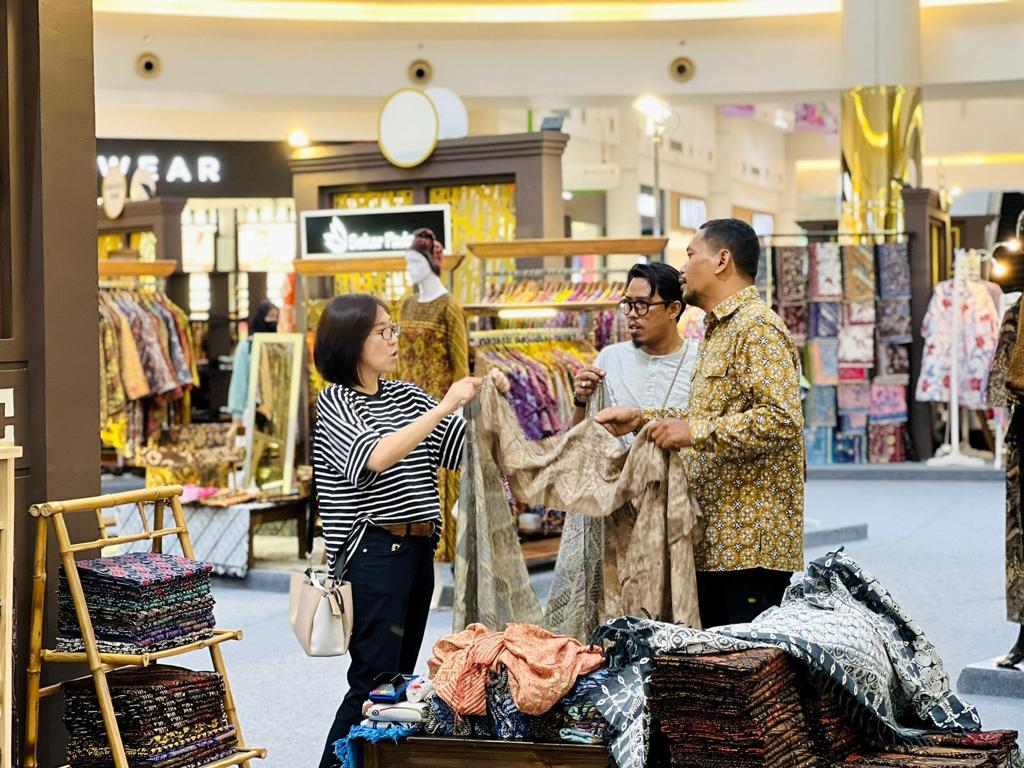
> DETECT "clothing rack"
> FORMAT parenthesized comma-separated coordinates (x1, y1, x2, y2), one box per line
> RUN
(498, 266, 633, 278)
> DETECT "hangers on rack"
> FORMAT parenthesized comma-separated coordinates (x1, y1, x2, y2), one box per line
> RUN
(469, 327, 591, 345)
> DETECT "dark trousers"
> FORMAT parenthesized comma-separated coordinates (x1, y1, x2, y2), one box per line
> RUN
(696, 568, 793, 629)
(317, 527, 435, 768)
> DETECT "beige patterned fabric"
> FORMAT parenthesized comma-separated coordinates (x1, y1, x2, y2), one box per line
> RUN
(686, 285, 805, 573)
(455, 381, 703, 640)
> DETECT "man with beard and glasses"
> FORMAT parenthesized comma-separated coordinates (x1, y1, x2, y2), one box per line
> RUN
(571, 262, 697, 438)
(597, 219, 804, 629)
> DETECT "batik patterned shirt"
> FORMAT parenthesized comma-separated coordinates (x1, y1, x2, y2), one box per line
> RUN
(684, 285, 805, 572)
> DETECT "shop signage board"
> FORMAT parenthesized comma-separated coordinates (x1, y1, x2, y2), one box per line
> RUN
(95, 139, 293, 198)
(300, 204, 452, 259)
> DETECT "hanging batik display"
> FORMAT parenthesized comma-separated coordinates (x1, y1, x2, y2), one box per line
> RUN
(805, 386, 837, 428)
(870, 384, 908, 425)
(869, 424, 905, 463)
(842, 245, 876, 303)
(844, 300, 876, 326)
(781, 305, 809, 346)
(808, 301, 841, 339)
(809, 243, 843, 300)
(839, 323, 875, 367)
(877, 243, 912, 299)
(804, 339, 840, 385)
(775, 246, 808, 305)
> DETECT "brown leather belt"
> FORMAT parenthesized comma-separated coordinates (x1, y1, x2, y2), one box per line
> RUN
(378, 522, 436, 538)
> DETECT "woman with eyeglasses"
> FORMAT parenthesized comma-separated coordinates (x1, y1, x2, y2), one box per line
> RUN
(311, 293, 508, 767)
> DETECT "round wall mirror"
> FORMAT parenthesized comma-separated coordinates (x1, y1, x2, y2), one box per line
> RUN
(378, 88, 439, 169)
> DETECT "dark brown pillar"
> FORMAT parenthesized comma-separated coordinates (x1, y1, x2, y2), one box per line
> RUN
(3, 0, 99, 763)
(903, 187, 951, 460)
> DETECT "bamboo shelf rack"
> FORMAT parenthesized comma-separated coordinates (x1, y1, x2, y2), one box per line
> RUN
(0, 445, 22, 768)
(23, 485, 267, 768)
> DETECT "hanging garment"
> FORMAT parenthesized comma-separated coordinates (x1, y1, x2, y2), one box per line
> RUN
(397, 293, 470, 564)
(591, 550, 981, 768)
(878, 243, 913, 299)
(805, 386, 837, 428)
(1005, 407, 1024, 624)
(839, 323, 875, 367)
(876, 334, 911, 386)
(808, 301, 841, 339)
(990, 298, 1022, 407)
(781, 305, 808, 346)
(808, 243, 843, 300)
(915, 280, 1000, 409)
(844, 300, 876, 326)
(455, 381, 703, 640)
(843, 244, 877, 303)
(870, 384, 908, 425)
(878, 299, 914, 345)
(775, 246, 808, 305)
(804, 339, 840, 386)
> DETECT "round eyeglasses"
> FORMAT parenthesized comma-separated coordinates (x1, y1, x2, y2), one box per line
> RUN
(618, 300, 668, 317)
(376, 324, 401, 341)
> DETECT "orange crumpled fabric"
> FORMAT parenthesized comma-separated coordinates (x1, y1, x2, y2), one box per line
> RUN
(428, 622, 605, 716)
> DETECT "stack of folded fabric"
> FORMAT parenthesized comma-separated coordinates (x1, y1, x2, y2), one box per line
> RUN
(649, 648, 816, 768)
(63, 666, 237, 768)
(839, 730, 1022, 767)
(360, 700, 427, 731)
(56, 552, 216, 655)
(793, 672, 861, 760)
(422, 692, 493, 738)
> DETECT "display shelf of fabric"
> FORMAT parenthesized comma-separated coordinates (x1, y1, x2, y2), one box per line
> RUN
(23, 485, 265, 768)
(63, 666, 238, 768)
(840, 729, 1022, 767)
(915, 279, 1000, 409)
(362, 737, 609, 768)
(143, 423, 244, 491)
(56, 552, 216, 656)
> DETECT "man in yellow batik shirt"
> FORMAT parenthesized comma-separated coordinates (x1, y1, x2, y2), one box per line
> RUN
(598, 218, 804, 629)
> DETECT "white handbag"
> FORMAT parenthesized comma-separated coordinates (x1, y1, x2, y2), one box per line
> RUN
(289, 567, 354, 657)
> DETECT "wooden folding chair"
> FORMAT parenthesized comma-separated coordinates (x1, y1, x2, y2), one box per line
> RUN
(23, 484, 267, 768)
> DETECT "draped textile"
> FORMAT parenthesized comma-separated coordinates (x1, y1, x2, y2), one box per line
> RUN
(592, 550, 981, 768)
(455, 381, 703, 641)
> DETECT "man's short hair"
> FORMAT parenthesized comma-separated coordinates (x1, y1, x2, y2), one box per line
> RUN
(700, 218, 761, 280)
(626, 262, 684, 323)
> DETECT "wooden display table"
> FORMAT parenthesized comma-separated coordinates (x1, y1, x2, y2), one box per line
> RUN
(363, 737, 607, 768)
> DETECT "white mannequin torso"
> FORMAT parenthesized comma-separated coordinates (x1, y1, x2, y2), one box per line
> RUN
(406, 250, 448, 303)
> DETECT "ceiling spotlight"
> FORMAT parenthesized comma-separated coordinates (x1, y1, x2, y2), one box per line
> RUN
(562, 191, 574, 201)
(1007, 238, 1022, 253)
(287, 129, 310, 148)
(633, 95, 672, 138)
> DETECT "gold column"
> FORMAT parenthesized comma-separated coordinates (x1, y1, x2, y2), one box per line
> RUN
(840, 86, 923, 234)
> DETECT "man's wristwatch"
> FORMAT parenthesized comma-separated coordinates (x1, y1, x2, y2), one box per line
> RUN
(573, 395, 588, 409)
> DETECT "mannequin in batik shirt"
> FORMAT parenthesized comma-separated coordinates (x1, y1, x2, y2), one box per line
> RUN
(397, 228, 469, 566)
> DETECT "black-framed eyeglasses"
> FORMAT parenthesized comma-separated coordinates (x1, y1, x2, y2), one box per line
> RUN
(619, 300, 668, 317)
(376, 324, 401, 341)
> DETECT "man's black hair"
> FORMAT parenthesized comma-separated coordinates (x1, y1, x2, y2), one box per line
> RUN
(625, 262, 684, 323)
(699, 218, 761, 280)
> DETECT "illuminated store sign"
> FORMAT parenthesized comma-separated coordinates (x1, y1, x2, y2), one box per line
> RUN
(301, 204, 452, 259)
(97, 154, 222, 184)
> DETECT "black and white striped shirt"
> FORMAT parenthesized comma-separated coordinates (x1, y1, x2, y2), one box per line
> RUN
(312, 379, 465, 574)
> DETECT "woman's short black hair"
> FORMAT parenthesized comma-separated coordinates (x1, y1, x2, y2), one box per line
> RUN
(626, 262, 685, 323)
(314, 294, 389, 388)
